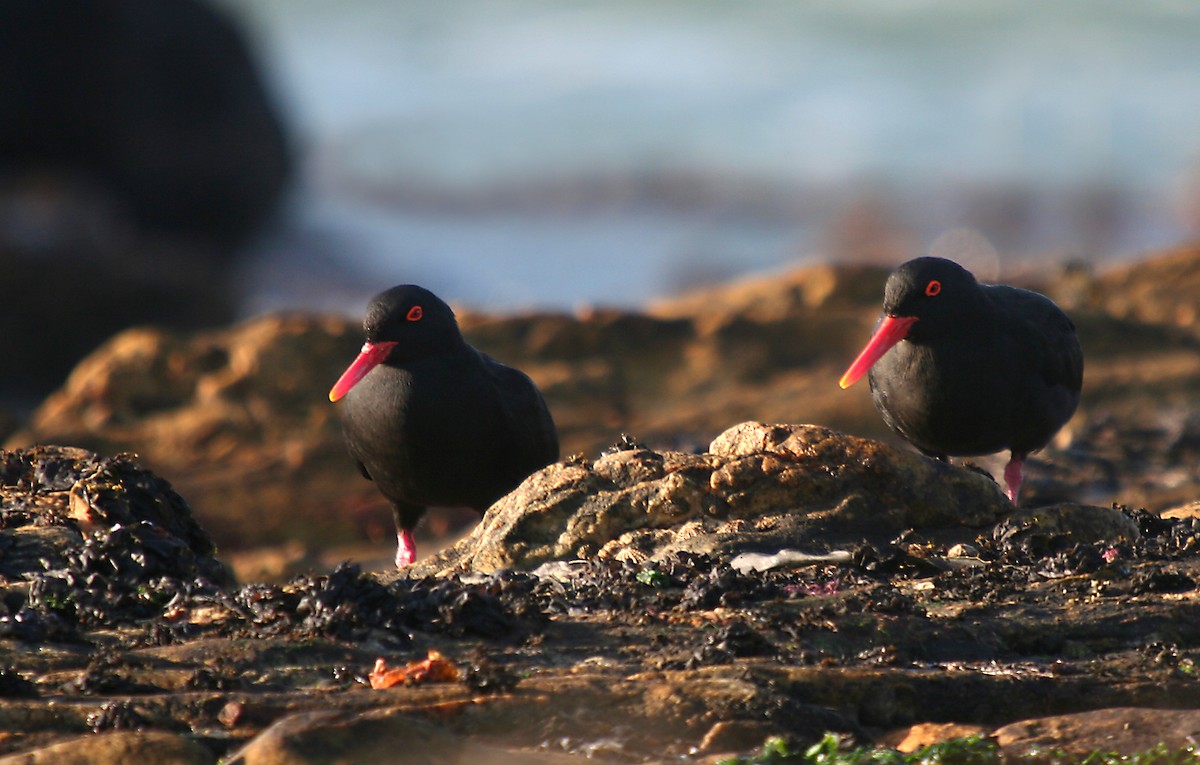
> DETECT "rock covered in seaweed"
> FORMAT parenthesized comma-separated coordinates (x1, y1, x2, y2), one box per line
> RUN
(0, 445, 231, 637)
(0, 446, 542, 645)
(0, 445, 223, 577)
(405, 422, 1013, 577)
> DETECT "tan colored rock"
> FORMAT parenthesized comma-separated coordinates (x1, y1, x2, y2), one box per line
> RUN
(992, 707, 1200, 757)
(0, 731, 214, 765)
(1085, 244, 1200, 333)
(708, 422, 1008, 528)
(8, 314, 366, 550)
(649, 261, 889, 321)
(408, 422, 1010, 577)
(695, 720, 775, 754)
(232, 709, 595, 765)
(1161, 501, 1200, 520)
(878, 722, 990, 753)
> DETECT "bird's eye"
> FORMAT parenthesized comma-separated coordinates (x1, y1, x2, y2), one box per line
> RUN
(924, 280, 942, 297)
(406, 305, 423, 321)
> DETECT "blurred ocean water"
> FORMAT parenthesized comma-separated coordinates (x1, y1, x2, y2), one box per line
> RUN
(222, 0, 1200, 313)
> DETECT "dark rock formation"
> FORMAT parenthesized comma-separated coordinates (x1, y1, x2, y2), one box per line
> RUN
(0, 0, 291, 401)
(0, 445, 222, 574)
(0, 0, 290, 245)
(0, 445, 231, 640)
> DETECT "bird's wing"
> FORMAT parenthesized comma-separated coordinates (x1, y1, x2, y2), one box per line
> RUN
(995, 286, 1084, 393)
(479, 352, 560, 464)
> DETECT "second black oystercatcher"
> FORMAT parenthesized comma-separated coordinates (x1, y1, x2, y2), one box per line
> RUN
(839, 257, 1083, 503)
(329, 285, 559, 567)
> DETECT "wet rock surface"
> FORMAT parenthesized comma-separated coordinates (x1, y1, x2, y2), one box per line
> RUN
(2, 438, 1200, 761)
(0, 445, 224, 580)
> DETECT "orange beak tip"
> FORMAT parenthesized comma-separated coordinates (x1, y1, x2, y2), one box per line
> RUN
(328, 340, 398, 404)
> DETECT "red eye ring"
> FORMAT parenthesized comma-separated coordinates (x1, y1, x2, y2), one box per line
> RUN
(406, 305, 423, 321)
(925, 280, 942, 297)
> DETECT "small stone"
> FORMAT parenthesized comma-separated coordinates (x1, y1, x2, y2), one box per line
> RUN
(946, 543, 980, 558)
(880, 722, 991, 752)
(696, 720, 775, 754)
(233, 709, 587, 765)
(219, 701, 244, 728)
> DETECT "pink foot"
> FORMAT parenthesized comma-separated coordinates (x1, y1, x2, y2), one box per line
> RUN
(1003, 455, 1024, 505)
(395, 529, 417, 567)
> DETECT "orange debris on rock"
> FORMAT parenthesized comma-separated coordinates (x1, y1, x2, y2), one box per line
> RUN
(369, 650, 461, 689)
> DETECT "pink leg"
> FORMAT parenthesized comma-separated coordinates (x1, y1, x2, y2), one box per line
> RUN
(1003, 454, 1024, 505)
(395, 528, 417, 567)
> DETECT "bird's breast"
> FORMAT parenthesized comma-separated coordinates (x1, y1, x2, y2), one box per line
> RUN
(868, 339, 1013, 457)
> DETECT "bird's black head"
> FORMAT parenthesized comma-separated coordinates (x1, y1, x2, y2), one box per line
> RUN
(329, 285, 466, 402)
(883, 257, 982, 328)
(363, 284, 464, 362)
(840, 257, 987, 389)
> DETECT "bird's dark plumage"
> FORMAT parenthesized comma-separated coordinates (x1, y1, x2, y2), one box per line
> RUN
(330, 285, 559, 566)
(840, 257, 1083, 503)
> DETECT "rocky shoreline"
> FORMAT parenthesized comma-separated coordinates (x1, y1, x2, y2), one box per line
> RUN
(3, 245, 1200, 762)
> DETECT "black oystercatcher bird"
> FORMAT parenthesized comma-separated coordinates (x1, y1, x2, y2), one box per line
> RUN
(839, 257, 1083, 504)
(329, 285, 559, 566)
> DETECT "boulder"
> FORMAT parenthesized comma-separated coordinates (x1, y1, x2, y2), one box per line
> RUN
(993, 707, 1200, 759)
(0, 445, 224, 581)
(0, 0, 291, 244)
(0, 235, 244, 399)
(407, 422, 1011, 577)
(0, 0, 291, 399)
(7, 314, 365, 551)
(231, 710, 588, 765)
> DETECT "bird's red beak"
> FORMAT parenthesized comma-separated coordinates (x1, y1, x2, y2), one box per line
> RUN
(839, 315, 918, 389)
(329, 341, 399, 402)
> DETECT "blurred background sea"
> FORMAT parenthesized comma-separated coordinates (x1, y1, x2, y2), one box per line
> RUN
(224, 0, 1200, 313)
